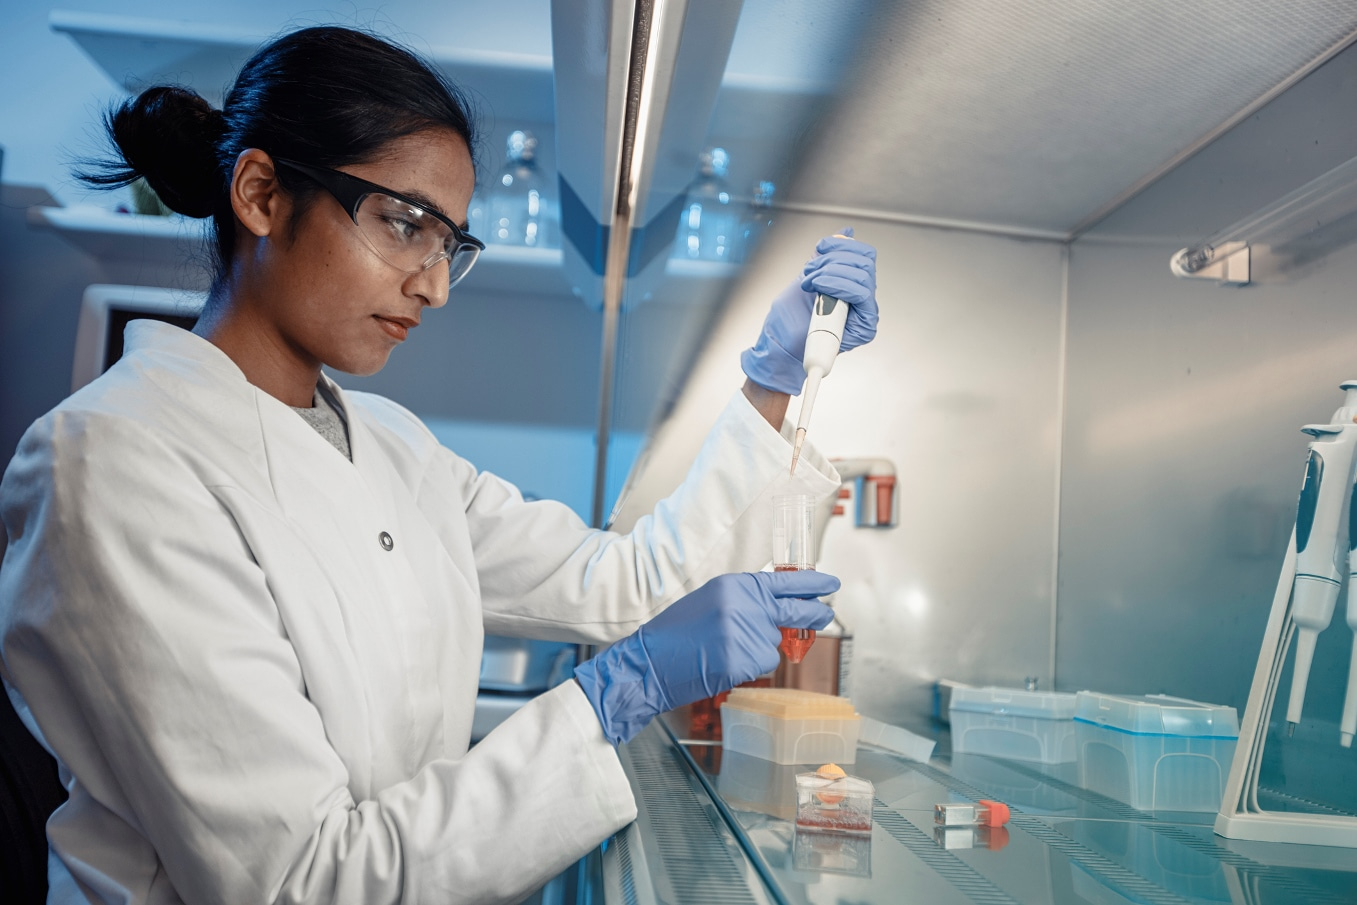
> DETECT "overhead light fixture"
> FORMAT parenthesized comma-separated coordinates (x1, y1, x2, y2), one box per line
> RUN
(1171, 153, 1357, 286)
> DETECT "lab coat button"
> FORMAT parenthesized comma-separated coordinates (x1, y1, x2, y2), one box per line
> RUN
(379, 531, 394, 551)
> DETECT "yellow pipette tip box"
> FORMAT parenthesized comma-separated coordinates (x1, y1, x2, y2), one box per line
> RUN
(720, 688, 861, 764)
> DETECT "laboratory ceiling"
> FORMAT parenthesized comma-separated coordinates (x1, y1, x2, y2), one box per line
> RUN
(786, 0, 1357, 237)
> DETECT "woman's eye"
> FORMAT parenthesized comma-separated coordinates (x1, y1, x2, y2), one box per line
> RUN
(382, 214, 423, 241)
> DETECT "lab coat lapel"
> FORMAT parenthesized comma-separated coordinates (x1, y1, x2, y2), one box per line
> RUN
(327, 382, 485, 757)
(251, 391, 443, 787)
(261, 386, 505, 783)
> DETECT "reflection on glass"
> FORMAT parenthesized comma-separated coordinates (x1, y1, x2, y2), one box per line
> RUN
(674, 147, 736, 262)
(792, 828, 873, 876)
(1258, 625, 1357, 816)
(736, 180, 775, 263)
(1069, 821, 1229, 902)
(932, 824, 1009, 851)
(717, 748, 801, 820)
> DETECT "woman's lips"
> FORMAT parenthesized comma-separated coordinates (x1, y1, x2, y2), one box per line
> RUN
(374, 315, 416, 341)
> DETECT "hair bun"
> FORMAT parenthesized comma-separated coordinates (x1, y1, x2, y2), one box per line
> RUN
(107, 86, 225, 218)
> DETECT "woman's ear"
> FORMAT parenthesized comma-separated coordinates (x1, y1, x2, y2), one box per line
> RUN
(229, 149, 289, 238)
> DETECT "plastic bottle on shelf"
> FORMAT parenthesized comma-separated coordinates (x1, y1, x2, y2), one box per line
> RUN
(487, 130, 555, 248)
(674, 147, 736, 262)
(735, 180, 775, 262)
(466, 191, 486, 241)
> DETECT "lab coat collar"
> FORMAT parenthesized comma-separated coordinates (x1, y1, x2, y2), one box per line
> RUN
(123, 319, 249, 386)
(122, 320, 372, 471)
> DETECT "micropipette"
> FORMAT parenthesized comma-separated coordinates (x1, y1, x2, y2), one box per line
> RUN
(1285, 381, 1357, 737)
(789, 284, 851, 475)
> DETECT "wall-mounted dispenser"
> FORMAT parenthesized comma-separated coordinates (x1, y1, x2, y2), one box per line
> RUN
(830, 458, 899, 528)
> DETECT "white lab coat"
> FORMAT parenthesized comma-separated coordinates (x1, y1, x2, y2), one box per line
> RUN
(0, 321, 838, 905)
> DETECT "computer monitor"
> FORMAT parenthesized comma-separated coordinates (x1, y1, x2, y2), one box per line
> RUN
(71, 284, 206, 392)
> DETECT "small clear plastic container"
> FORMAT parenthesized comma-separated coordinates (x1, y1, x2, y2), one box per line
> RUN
(1074, 692, 1239, 813)
(795, 765, 874, 835)
(949, 686, 1078, 764)
(720, 688, 860, 764)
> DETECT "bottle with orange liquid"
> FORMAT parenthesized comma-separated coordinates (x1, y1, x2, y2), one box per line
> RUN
(773, 493, 817, 663)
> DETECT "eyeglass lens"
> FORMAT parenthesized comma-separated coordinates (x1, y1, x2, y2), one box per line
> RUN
(354, 193, 479, 282)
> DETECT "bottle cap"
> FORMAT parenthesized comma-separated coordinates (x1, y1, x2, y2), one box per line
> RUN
(978, 799, 1010, 826)
(506, 130, 537, 162)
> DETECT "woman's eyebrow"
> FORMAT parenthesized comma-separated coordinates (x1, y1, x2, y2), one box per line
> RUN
(400, 188, 449, 219)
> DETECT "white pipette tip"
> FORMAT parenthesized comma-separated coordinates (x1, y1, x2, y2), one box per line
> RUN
(790, 428, 806, 475)
(1287, 721, 1297, 738)
(1342, 731, 1354, 748)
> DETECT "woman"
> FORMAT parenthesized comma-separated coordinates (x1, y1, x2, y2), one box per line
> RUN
(0, 26, 878, 904)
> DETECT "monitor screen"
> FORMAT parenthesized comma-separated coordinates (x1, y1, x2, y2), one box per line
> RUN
(72, 285, 206, 392)
(102, 306, 199, 371)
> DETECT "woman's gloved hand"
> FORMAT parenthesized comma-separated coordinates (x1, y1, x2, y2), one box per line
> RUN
(740, 228, 879, 395)
(574, 570, 838, 745)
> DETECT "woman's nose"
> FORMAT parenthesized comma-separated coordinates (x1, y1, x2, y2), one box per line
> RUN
(406, 260, 450, 309)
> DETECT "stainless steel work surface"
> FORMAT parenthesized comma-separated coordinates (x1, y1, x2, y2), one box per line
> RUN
(607, 713, 1357, 905)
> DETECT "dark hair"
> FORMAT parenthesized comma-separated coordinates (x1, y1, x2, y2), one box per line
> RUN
(79, 26, 478, 287)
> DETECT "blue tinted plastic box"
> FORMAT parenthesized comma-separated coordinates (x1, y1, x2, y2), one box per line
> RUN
(1074, 692, 1239, 813)
(949, 687, 1078, 764)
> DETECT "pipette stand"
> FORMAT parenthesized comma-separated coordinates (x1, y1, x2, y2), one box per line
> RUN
(1217, 414, 1357, 847)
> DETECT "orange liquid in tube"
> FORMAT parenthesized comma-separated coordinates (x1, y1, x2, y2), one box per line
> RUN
(774, 564, 816, 663)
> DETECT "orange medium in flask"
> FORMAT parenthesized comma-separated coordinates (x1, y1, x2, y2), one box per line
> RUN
(773, 493, 818, 664)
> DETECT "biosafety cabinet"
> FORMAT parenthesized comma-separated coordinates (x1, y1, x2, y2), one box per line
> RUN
(9, 1, 1357, 902)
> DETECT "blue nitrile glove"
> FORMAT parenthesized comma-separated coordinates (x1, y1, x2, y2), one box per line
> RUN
(740, 228, 879, 395)
(574, 570, 839, 745)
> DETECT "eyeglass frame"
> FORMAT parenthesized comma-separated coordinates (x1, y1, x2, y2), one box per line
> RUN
(271, 156, 485, 287)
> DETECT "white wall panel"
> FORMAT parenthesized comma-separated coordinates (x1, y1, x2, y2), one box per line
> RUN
(1057, 238, 1357, 713)
(1057, 40, 1357, 717)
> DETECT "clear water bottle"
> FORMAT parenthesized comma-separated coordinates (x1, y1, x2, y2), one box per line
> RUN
(674, 147, 736, 262)
(487, 131, 555, 248)
(736, 180, 775, 262)
(466, 190, 486, 241)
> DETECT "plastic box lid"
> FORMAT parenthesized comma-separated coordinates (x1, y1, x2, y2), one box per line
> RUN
(949, 686, 1078, 720)
(1074, 692, 1239, 738)
(722, 687, 858, 721)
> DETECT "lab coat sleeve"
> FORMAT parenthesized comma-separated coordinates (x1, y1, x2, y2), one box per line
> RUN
(434, 390, 840, 641)
(0, 412, 634, 905)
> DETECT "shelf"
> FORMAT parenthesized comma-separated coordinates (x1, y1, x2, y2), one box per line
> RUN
(27, 204, 209, 270)
(50, 9, 555, 123)
(28, 203, 741, 302)
(42, 9, 755, 302)
(662, 258, 741, 281)
(25, 203, 571, 294)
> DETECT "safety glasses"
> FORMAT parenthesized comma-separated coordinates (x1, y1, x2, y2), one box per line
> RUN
(273, 157, 485, 289)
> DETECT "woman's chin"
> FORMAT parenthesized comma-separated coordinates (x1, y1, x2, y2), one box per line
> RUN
(328, 348, 395, 378)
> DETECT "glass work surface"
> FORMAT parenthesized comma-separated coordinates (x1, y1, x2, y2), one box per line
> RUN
(658, 718, 1357, 905)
